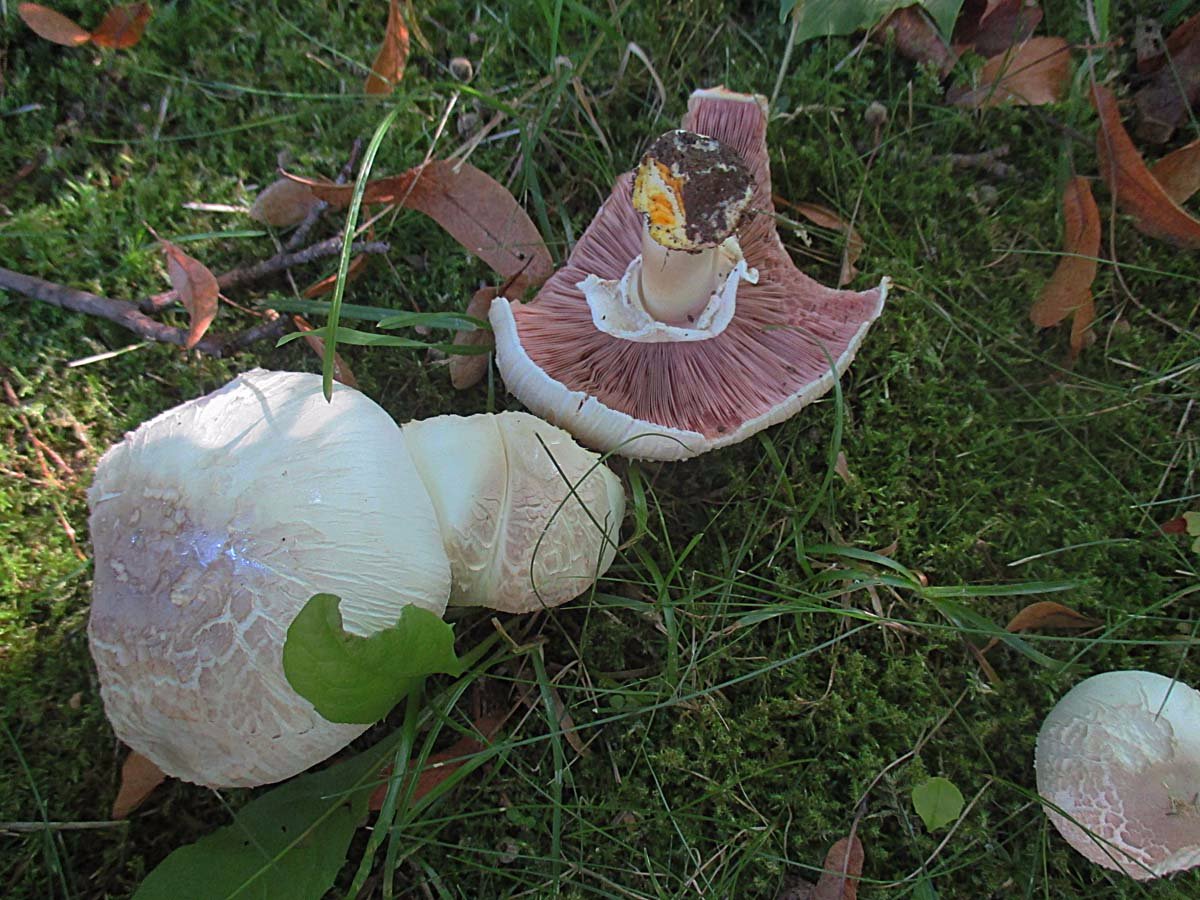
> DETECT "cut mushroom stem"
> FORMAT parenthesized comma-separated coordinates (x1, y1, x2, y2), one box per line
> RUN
(635, 226, 721, 323)
(631, 129, 753, 324)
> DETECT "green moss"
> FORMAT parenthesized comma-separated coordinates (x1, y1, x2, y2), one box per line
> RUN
(3, 0, 1198, 896)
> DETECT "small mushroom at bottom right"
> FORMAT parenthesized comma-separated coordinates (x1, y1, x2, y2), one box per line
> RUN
(1035, 670, 1200, 880)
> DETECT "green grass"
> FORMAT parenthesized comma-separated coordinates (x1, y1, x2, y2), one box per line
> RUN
(2, 0, 1199, 897)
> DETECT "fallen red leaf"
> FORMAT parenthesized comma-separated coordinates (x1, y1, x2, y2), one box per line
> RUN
(1149, 138, 1200, 206)
(90, 3, 152, 49)
(449, 286, 497, 390)
(403, 160, 555, 290)
(368, 713, 503, 811)
(283, 160, 553, 289)
(813, 835, 864, 900)
(1160, 516, 1188, 535)
(1004, 600, 1102, 634)
(279, 168, 417, 207)
(1067, 292, 1095, 362)
(967, 0, 1043, 58)
(783, 200, 865, 287)
(18, 3, 91, 46)
(301, 253, 368, 299)
(950, 36, 1070, 109)
(249, 178, 322, 228)
(1030, 176, 1099, 331)
(111, 750, 166, 818)
(1134, 11, 1200, 144)
(982, 599, 1102, 655)
(878, 7, 958, 75)
(1092, 83, 1200, 248)
(365, 0, 410, 95)
(291, 316, 359, 388)
(158, 236, 219, 349)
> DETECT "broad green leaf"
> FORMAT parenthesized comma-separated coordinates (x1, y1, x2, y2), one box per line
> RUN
(133, 731, 400, 900)
(283, 594, 464, 724)
(912, 776, 965, 831)
(1185, 511, 1200, 553)
(779, 0, 965, 41)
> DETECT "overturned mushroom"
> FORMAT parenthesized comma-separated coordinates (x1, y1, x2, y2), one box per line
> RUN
(88, 370, 622, 787)
(490, 86, 887, 460)
(1035, 670, 1200, 880)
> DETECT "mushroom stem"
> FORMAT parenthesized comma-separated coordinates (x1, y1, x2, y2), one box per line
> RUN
(636, 223, 720, 323)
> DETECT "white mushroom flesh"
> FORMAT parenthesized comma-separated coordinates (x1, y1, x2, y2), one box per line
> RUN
(1035, 670, 1200, 879)
(87, 370, 451, 787)
(402, 411, 625, 613)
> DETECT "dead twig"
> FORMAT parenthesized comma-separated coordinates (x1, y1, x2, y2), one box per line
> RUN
(140, 237, 390, 313)
(0, 266, 290, 358)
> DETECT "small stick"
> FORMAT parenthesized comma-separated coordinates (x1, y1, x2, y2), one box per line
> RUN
(140, 237, 390, 313)
(1, 820, 128, 833)
(0, 266, 290, 359)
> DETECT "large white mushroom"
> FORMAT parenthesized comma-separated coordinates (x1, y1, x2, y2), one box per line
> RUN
(1035, 670, 1200, 880)
(87, 369, 623, 788)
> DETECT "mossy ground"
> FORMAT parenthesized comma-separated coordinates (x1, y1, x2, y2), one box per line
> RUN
(2, 1, 1198, 897)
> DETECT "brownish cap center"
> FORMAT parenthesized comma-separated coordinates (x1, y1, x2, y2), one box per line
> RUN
(632, 130, 754, 252)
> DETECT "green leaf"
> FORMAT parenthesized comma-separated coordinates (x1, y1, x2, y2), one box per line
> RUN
(912, 776, 965, 831)
(283, 594, 465, 724)
(1184, 511, 1200, 553)
(779, 0, 965, 40)
(133, 731, 400, 900)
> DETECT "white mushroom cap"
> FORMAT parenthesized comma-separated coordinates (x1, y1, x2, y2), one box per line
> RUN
(1035, 670, 1200, 879)
(87, 370, 451, 788)
(402, 411, 624, 613)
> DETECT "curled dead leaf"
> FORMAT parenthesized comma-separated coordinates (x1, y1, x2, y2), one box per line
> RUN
(778, 198, 864, 287)
(982, 600, 1102, 655)
(950, 36, 1070, 109)
(291, 316, 359, 388)
(365, 0, 410, 95)
(249, 178, 322, 228)
(813, 835, 864, 900)
(279, 168, 416, 207)
(302, 253, 368, 299)
(1030, 176, 1100, 330)
(1133, 11, 1200, 144)
(157, 236, 219, 349)
(1149, 138, 1200, 206)
(960, 0, 1043, 58)
(878, 7, 958, 76)
(90, 3, 152, 50)
(18, 3, 91, 46)
(1092, 83, 1200, 248)
(368, 713, 503, 811)
(449, 286, 497, 390)
(112, 750, 166, 818)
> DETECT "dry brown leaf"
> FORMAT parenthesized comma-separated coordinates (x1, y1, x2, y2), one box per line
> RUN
(365, 0, 410, 95)
(1004, 600, 1102, 634)
(90, 3, 152, 49)
(112, 751, 166, 818)
(283, 160, 552, 287)
(785, 200, 864, 287)
(1138, 10, 1200, 74)
(1150, 138, 1200, 206)
(1067, 292, 1095, 361)
(878, 7, 958, 75)
(369, 713, 503, 811)
(982, 599, 1101, 655)
(1093, 84, 1200, 248)
(404, 160, 554, 289)
(291, 316, 359, 388)
(158, 236, 219, 349)
(1030, 176, 1099, 329)
(249, 178, 322, 228)
(834, 451, 853, 484)
(449, 286, 497, 390)
(951, 37, 1070, 109)
(964, 0, 1043, 58)
(1134, 11, 1200, 144)
(301, 253, 368, 299)
(18, 3, 91, 46)
(279, 168, 416, 207)
(813, 835, 864, 900)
